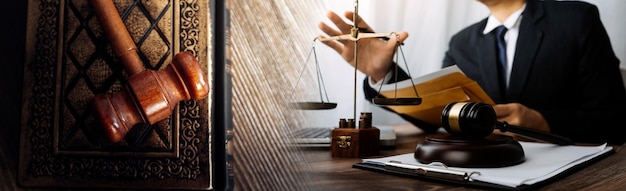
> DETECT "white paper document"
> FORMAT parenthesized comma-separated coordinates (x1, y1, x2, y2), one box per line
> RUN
(362, 142, 612, 188)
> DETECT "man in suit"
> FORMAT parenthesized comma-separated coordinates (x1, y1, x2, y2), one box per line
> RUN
(318, 0, 626, 145)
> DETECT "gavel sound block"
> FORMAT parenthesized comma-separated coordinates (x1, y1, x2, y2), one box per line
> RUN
(415, 102, 525, 168)
(89, 0, 209, 143)
(415, 102, 575, 167)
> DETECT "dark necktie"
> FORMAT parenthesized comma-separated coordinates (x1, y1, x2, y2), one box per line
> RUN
(495, 25, 508, 100)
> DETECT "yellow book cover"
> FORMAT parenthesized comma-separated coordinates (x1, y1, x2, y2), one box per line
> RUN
(375, 65, 494, 127)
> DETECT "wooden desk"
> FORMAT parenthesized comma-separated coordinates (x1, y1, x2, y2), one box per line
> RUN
(301, 125, 626, 191)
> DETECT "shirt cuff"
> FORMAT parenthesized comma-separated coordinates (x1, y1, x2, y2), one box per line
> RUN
(368, 71, 393, 89)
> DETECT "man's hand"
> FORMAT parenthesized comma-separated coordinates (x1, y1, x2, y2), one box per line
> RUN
(493, 103, 551, 132)
(317, 11, 409, 83)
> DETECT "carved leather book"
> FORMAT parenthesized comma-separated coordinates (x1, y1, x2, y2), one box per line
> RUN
(18, 0, 220, 189)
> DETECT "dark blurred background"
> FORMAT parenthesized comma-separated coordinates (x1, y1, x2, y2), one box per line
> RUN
(0, 1, 27, 190)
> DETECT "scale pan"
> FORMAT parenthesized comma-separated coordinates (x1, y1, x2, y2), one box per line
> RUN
(290, 102, 337, 110)
(372, 98, 422, 106)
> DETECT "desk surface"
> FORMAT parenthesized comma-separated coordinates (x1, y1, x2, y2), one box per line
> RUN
(301, 125, 626, 191)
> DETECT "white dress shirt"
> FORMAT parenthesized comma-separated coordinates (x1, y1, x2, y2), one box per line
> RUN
(369, 3, 527, 89)
(482, 3, 526, 88)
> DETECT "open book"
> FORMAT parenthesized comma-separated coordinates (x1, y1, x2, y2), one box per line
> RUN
(375, 65, 494, 127)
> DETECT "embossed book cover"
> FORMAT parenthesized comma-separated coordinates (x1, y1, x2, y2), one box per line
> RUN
(18, 0, 225, 189)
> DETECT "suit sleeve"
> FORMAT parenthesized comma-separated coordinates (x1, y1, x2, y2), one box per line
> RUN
(538, 4, 626, 145)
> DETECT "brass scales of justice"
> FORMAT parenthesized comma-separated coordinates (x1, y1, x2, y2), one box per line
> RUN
(290, 0, 543, 167)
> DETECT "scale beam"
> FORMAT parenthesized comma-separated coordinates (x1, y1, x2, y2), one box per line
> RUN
(317, 32, 395, 42)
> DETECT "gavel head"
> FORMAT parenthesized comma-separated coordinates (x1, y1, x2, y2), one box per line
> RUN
(91, 52, 209, 143)
(441, 102, 496, 138)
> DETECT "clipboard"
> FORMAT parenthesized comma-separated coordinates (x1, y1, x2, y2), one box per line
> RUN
(353, 142, 614, 190)
(353, 162, 518, 190)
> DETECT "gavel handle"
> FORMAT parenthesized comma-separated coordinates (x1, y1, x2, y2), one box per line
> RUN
(496, 121, 575, 146)
(90, 0, 144, 75)
(88, 0, 210, 143)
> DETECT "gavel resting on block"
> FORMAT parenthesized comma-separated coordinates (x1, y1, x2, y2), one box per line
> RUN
(89, 0, 209, 143)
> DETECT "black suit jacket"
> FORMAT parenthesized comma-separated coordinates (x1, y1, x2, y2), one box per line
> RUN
(365, 0, 626, 144)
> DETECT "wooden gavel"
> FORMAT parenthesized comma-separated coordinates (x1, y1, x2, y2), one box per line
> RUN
(89, 0, 209, 143)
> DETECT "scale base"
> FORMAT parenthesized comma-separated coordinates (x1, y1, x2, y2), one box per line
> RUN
(331, 127, 380, 158)
(414, 133, 525, 168)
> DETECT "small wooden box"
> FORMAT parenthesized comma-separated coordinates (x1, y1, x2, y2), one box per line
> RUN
(331, 127, 380, 158)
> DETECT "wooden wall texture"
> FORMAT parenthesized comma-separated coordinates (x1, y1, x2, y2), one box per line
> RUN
(226, 0, 328, 190)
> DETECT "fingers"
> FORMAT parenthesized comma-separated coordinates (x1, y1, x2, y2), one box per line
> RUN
(492, 103, 514, 118)
(324, 11, 376, 35)
(326, 11, 353, 35)
(492, 130, 517, 138)
(344, 11, 373, 32)
(396, 31, 409, 41)
(317, 20, 346, 54)
(321, 11, 410, 44)
(318, 21, 344, 40)
(493, 103, 519, 124)
(316, 35, 344, 55)
(389, 31, 409, 45)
